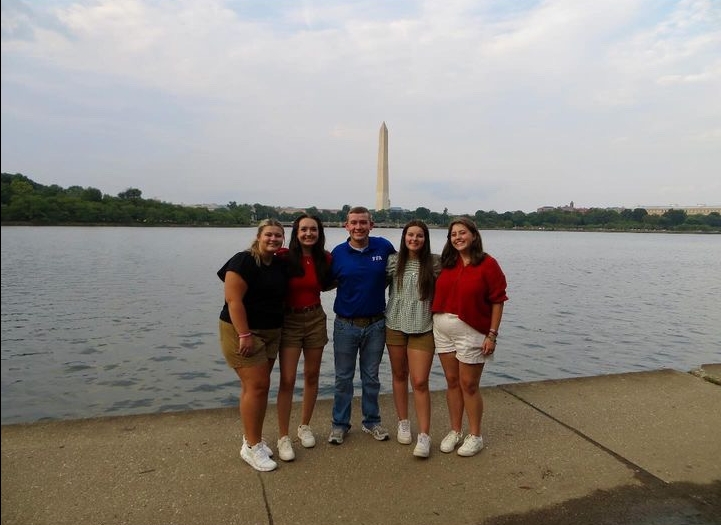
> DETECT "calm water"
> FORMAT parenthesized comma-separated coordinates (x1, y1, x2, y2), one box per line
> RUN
(1, 226, 719, 425)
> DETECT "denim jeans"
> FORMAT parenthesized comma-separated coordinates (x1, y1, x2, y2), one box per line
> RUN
(331, 317, 386, 431)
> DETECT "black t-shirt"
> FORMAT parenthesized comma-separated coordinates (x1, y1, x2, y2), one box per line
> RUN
(217, 251, 288, 329)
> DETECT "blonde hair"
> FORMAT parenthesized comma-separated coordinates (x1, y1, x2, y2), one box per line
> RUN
(249, 218, 284, 266)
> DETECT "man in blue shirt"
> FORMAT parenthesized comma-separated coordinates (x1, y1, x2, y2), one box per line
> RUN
(328, 206, 396, 444)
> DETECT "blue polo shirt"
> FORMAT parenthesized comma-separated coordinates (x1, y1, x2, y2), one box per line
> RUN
(331, 236, 396, 318)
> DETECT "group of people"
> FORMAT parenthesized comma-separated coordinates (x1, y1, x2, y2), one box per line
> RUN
(217, 207, 508, 472)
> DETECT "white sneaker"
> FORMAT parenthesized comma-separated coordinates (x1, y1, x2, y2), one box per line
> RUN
(243, 435, 273, 457)
(240, 441, 278, 472)
(413, 433, 431, 458)
(277, 435, 295, 461)
(457, 434, 484, 457)
(440, 430, 463, 453)
(297, 424, 316, 448)
(397, 419, 412, 444)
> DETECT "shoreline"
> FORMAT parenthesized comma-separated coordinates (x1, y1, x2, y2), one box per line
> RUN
(2, 221, 720, 233)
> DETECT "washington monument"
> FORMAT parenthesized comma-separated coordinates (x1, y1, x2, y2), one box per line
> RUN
(375, 121, 390, 211)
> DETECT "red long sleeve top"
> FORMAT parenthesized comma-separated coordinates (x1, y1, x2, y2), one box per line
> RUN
(431, 255, 508, 335)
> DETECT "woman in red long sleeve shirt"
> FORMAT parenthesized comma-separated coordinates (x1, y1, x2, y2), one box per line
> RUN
(431, 217, 508, 457)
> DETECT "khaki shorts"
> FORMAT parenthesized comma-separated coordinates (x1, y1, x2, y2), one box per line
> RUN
(385, 327, 435, 353)
(280, 307, 329, 348)
(432, 313, 493, 364)
(219, 320, 281, 368)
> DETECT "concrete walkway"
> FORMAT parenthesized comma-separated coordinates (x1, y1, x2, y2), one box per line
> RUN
(2, 365, 720, 525)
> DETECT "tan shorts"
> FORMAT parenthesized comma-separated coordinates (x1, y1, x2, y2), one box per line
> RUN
(433, 313, 493, 364)
(385, 327, 435, 353)
(219, 320, 281, 368)
(280, 307, 329, 349)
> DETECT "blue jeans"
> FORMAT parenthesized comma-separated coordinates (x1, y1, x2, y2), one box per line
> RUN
(331, 317, 386, 431)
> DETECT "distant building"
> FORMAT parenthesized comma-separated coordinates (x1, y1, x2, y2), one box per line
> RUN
(277, 207, 307, 215)
(537, 203, 720, 216)
(641, 205, 720, 216)
(191, 203, 225, 210)
(537, 201, 588, 213)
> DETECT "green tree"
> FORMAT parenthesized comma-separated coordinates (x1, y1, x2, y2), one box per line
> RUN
(414, 207, 431, 220)
(663, 209, 687, 226)
(81, 187, 103, 202)
(118, 188, 142, 200)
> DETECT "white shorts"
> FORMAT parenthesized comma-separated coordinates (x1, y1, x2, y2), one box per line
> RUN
(433, 312, 493, 365)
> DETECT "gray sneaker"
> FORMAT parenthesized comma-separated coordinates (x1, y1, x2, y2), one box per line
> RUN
(328, 426, 347, 445)
(362, 423, 390, 441)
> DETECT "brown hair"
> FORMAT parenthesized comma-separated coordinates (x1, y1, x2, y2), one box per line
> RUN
(394, 220, 436, 301)
(440, 217, 486, 268)
(287, 214, 332, 288)
(347, 206, 372, 220)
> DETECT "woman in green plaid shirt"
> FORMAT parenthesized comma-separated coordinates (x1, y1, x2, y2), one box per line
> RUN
(385, 220, 441, 458)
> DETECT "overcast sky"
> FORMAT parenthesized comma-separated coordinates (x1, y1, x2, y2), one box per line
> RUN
(2, 0, 719, 214)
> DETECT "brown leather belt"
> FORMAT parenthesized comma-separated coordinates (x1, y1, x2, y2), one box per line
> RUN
(336, 314, 384, 327)
(285, 303, 322, 314)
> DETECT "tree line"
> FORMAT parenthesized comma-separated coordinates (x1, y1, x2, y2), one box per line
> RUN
(2, 172, 719, 232)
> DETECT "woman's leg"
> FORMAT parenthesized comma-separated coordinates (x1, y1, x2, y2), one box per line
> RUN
(276, 347, 301, 437)
(238, 363, 272, 445)
(459, 362, 485, 436)
(300, 346, 324, 425)
(438, 352, 463, 432)
(408, 348, 434, 434)
(387, 344, 410, 421)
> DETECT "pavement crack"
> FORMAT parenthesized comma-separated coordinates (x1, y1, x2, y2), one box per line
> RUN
(498, 386, 666, 487)
(256, 474, 274, 525)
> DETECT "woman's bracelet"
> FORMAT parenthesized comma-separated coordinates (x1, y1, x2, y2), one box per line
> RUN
(489, 328, 499, 336)
(237, 332, 252, 339)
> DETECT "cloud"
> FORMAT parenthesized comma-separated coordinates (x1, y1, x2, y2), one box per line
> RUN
(2, 0, 720, 213)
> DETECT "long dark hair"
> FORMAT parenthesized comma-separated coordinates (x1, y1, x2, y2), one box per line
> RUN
(440, 217, 486, 268)
(395, 219, 435, 301)
(287, 214, 332, 288)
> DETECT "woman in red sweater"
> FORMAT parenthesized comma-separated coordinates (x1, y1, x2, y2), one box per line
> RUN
(431, 217, 508, 457)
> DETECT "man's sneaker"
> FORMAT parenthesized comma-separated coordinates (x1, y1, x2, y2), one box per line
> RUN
(440, 430, 463, 453)
(243, 435, 273, 457)
(297, 425, 316, 448)
(413, 433, 431, 458)
(362, 423, 390, 441)
(277, 435, 295, 462)
(240, 441, 277, 472)
(328, 426, 347, 445)
(397, 419, 412, 444)
(457, 434, 484, 457)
